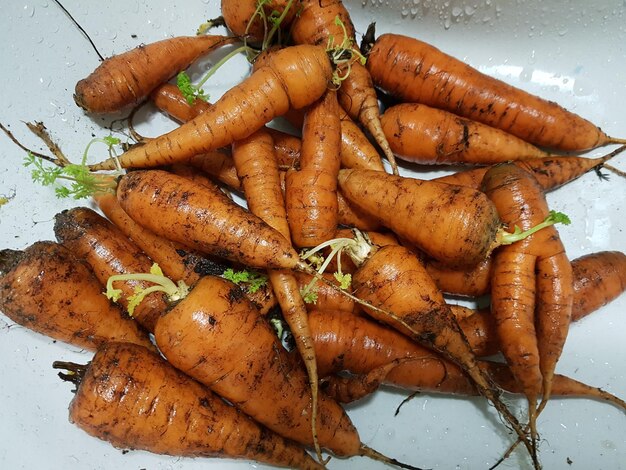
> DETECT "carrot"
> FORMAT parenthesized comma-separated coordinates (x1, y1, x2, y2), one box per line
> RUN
(54, 206, 169, 332)
(336, 189, 383, 231)
(289, 0, 396, 173)
(221, 0, 297, 45)
(153, 275, 418, 468)
(381, 102, 550, 165)
(151, 82, 211, 122)
(90, 44, 333, 171)
(338, 169, 508, 266)
(309, 309, 626, 410)
(116, 170, 304, 270)
(231, 128, 325, 461)
(571, 251, 626, 322)
(285, 89, 341, 247)
(363, 29, 626, 151)
(482, 163, 574, 451)
(74, 35, 236, 114)
(54, 341, 324, 470)
(339, 115, 386, 171)
(342, 242, 536, 463)
(0, 241, 153, 352)
(433, 145, 625, 191)
(151, 83, 305, 172)
(95, 192, 227, 286)
(295, 272, 359, 313)
(424, 256, 492, 297)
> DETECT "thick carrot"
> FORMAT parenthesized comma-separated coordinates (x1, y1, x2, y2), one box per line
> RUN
(381, 102, 550, 165)
(0, 241, 152, 352)
(232, 128, 325, 460)
(54, 207, 168, 332)
(56, 341, 323, 469)
(424, 256, 492, 297)
(90, 44, 333, 170)
(95, 192, 227, 286)
(154, 275, 360, 456)
(433, 146, 625, 191)
(338, 169, 503, 266)
(285, 89, 341, 247)
(289, 0, 396, 173)
(364, 30, 625, 151)
(116, 170, 301, 270)
(74, 35, 235, 114)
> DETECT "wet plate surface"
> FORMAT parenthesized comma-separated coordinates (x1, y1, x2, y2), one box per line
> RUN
(0, 1, 625, 469)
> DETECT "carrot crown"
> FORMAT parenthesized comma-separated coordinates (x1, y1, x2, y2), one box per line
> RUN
(497, 210, 571, 247)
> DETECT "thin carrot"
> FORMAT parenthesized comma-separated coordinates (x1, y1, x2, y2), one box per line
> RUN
(55, 341, 324, 469)
(433, 145, 626, 191)
(231, 128, 325, 461)
(90, 44, 333, 171)
(381, 102, 550, 165)
(0, 241, 153, 352)
(363, 28, 626, 151)
(151, 82, 211, 122)
(285, 89, 341, 247)
(74, 35, 236, 114)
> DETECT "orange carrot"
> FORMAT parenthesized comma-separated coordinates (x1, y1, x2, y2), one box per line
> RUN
(74, 35, 235, 114)
(289, 0, 396, 173)
(95, 192, 227, 286)
(309, 309, 626, 411)
(232, 128, 325, 460)
(381, 102, 550, 165)
(151, 83, 211, 122)
(433, 146, 625, 190)
(0, 241, 153, 352)
(55, 341, 324, 469)
(221, 0, 297, 44)
(54, 206, 168, 332)
(364, 29, 626, 151)
(90, 44, 333, 171)
(344, 242, 535, 461)
(482, 163, 574, 449)
(338, 169, 504, 266)
(285, 89, 341, 247)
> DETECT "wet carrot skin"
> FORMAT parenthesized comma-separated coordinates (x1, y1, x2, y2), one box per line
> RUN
(75, 35, 235, 114)
(154, 275, 362, 456)
(367, 33, 610, 151)
(0, 241, 153, 352)
(54, 207, 167, 333)
(67, 342, 324, 470)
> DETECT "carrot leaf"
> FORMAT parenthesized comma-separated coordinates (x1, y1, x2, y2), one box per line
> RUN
(499, 210, 572, 246)
(222, 268, 268, 294)
(334, 272, 352, 290)
(176, 71, 208, 105)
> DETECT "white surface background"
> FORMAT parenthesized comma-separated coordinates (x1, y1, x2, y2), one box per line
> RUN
(0, 1, 625, 469)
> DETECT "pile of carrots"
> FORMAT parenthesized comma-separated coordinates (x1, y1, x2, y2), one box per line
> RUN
(1, 1, 625, 469)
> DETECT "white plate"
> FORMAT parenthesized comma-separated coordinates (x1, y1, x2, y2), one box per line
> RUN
(1, 1, 625, 469)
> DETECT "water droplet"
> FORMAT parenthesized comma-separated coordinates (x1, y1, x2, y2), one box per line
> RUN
(452, 6, 462, 17)
(443, 16, 452, 29)
(558, 28, 569, 36)
(519, 67, 534, 83)
(464, 5, 476, 15)
(24, 4, 35, 17)
(39, 0, 48, 7)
